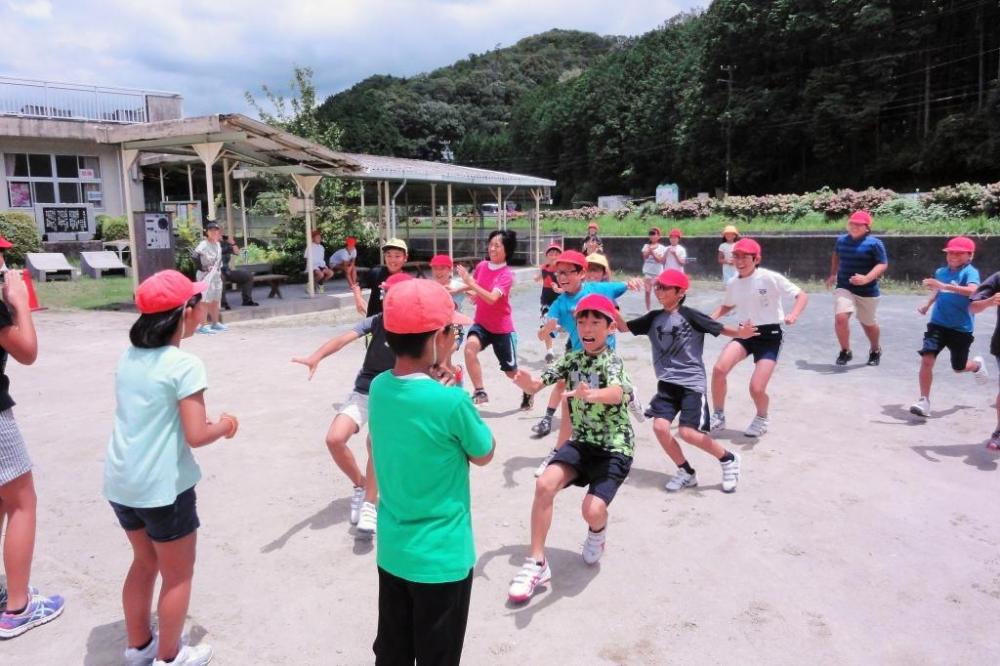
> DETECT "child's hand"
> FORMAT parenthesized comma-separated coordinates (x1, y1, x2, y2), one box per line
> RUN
(737, 320, 759, 338)
(848, 273, 869, 286)
(291, 355, 320, 380)
(917, 304, 930, 315)
(456, 264, 473, 285)
(219, 413, 239, 439)
(2, 270, 29, 311)
(563, 382, 594, 402)
(922, 278, 943, 291)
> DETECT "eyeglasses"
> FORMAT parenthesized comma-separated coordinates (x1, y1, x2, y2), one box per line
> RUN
(555, 269, 581, 277)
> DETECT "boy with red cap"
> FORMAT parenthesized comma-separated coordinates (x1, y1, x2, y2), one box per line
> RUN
(616, 270, 755, 494)
(509, 294, 635, 603)
(910, 236, 987, 418)
(710, 238, 809, 438)
(825, 210, 889, 366)
(664, 228, 687, 272)
(535, 244, 563, 363)
(368, 279, 494, 664)
(328, 236, 359, 285)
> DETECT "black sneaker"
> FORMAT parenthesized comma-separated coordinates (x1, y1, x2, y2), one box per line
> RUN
(835, 349, 853, 366)
(242, 300, 260, 307)
(531, 415, 553, 437)
(472, 389, 489, 405)
(866, 348, 881, 366)
(520, 392, 534, 411)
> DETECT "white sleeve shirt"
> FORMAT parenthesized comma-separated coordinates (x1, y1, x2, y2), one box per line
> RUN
(722, 267, 802, 325)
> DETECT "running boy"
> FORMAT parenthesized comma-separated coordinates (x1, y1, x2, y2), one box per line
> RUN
(616, 270, 754, 493)
(509, 294, 634, 603)
(710, 238, 809, 437)
(910, 236, 988, 418)
(368, 279, 494, 665)
(536, 244, 562, 363)
(969, 270, 1000, 449)
(292, 273, 415, 535)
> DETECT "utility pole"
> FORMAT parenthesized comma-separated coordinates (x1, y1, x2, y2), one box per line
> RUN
(719, 65, 735, 196)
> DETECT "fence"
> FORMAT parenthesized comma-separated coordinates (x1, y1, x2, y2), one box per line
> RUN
(0, 76, 167, 123)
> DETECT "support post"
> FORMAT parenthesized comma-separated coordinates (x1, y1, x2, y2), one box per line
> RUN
(158, 166, 166, 204)
(384, 180, 392, 238)
(533, 188, 542, 265)
(291, 174, 323, 298)
(431, 183, 437, 254)
(120, 147, 140, 290)
(359, 180, 365, 220)
(223, 157, 235, 239)
(239, 180, 249, 248)
(191, 142, 223, 221)
(186, 163, 194, 200)
(496, 186, 503, 230)
(447, 183, 454, 259)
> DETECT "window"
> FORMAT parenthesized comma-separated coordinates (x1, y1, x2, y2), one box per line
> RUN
(3, 153, 103, 209)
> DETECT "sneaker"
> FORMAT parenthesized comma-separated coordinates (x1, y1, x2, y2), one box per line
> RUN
(0, 585, 37, 613)
(581, 529, 606, 565)
(744, 415, 769, 438)
(534, 448, 557, 477)
(520, 392, 534, 411)
(152, 643, 213, 666)
(710, 410, 726, 431)
(507, 557, 552, 603)
(973, 356, 989, 385)
(357, 501, 377, 535)
(0, 592, 65, 638)
(867, 348, 881, 366)
(124, 633, 159, 666)
(835, 349, 853, 365)
(196, 325, 217, 335)
(472, 389, 489, 405)
(544, 351, 555, 364)
(720, 453, 741, 493)
(210, 322, 228, 332)
(626, 389, 646, 422)
(665, 468, 697, 492)
(531, 415, 553, 437)
(241, 300, 260, 307)
(987, 431, 1000, 451)
(909, 397, 930, 418)
(349, 486, 365, 525)
(317, 284, 326, 294)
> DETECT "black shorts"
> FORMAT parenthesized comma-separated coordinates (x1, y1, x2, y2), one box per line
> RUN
(919, 323, 974, 371)
(734, 324, 783, 362)
(550, 440, 632, 505)
(110, 486, 200, 543)
(646, 381, 711, 432)
(467, 324, 518, 372)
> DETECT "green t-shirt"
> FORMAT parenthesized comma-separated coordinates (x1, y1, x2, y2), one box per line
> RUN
(541, 348, 635, 456)
(368, 372, 493, 583)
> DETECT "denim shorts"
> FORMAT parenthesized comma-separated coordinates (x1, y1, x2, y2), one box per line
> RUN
(110, 486, 200, 542)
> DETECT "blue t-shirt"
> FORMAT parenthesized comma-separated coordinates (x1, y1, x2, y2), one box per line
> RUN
(930, 264, 980, 333)
(547, 282, 628, 351)
(835, 234, 888, 297)
(104, 346, 207, 508)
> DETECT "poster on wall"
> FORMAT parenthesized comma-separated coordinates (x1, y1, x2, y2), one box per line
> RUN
(42, 207, 89, 233)
(9, 183, 31, 207)
(78, 168, 95, 179)
(144, 214, 171, 249)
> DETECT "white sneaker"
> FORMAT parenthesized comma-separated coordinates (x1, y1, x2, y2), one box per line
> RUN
(152, 643, 213, 666)
(507, 557, 552, 603)
(720, 453, 741, 493)
(349, 486, 365, 525)
(744, 415, 769, 437)
(357, 501, 377, 535)
(710, 410, 725, 431)
(973, 356, 989, 385)
(581, 529, 605, 564)
(196, 325, 216, 335)
(210, 322, 228, 332)
(665, 468, 697, 492)
(909, 397, 930, 418)
(124, 633, 158, 666)
(626, 388, 646, 422)
(534, 449, 557, 477)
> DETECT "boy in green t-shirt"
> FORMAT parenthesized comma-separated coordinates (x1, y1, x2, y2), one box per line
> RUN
(368, 279, 495, 666)
(509, 294, 635, 604)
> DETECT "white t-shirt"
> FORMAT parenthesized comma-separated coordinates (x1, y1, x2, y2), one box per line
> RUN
(718, 241, 735, 263)
(641, 243, 667, 275)
(328, 247, 357, 267)
(305, 242, 325, 268)
(722, 267, 802, 326)
(664, 244, 687, 272)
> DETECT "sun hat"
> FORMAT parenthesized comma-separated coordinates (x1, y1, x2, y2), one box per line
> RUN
(668, 228, 682, 238)
(721, 225, 739, 238)
(657, 269, 690, 290)
(383, 279, 472, 334)
(429, 254, 454, 268)
(732, 238, 761, 257)
(0, 235, 13, 249)
(382, 237, 409, 253)
(555, 250, 588, 269)
(848, 210, 873, 227)
(135, 270, 207, 314)
(943, 236, 975, 253)
(574, 293, 618, 321)
(586, 253, 610, 272)
(205, 222, 221, 231)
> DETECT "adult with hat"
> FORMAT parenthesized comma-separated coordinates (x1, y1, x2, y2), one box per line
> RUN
(328, 236, 359, 285)
(825, 209, 889, 366)
(641, 227, 667, 309)
(192, 223, 226, 334)
(356, 238, 408, 316)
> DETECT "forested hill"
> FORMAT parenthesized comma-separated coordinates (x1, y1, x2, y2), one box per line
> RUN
(316, 29, 619, 162)
(318, 3, 1000, 204)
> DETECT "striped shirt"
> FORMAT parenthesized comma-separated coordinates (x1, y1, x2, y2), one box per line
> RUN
(835, 234, 888, 297)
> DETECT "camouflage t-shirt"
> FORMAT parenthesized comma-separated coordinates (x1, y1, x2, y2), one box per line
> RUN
(540, 348, 634, 456)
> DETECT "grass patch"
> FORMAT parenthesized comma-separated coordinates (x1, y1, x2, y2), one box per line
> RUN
(34, 276, 134, 310)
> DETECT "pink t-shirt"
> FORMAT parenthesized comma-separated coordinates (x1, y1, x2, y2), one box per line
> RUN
(472, 260, 514, 333)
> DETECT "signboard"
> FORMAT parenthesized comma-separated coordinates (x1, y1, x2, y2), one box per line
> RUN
(78, 168, 96, 179)
(132, 211, 175, 283)
(143, 213, 171, 249)
(86, 190, 103, 201)
(656, 183, 680, 204)
(42, 206, 89, 234)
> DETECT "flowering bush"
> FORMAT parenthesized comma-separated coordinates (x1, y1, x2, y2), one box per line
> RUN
(983, 182, 1000, 217)
(921, 182, 987, 216)
(810, 187, 897, 218)
(658, 198, 714, 219)
(873, 197, 956, 224)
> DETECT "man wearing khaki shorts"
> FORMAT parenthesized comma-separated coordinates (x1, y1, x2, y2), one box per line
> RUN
(825, 210, 889, 366)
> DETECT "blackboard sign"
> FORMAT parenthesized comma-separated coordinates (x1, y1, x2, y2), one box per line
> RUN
(42, 207, 89, 234)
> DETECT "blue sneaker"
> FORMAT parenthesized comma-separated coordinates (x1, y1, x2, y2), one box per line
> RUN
(0, 592, 65, 638)
(0, 585, 38, 613)
(210, 322, 228, 332)
(196, 325, 216, 335)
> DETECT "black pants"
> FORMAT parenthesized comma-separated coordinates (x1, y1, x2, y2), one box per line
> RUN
(373, 567, 473, 666)
(223, 269, 254, 305)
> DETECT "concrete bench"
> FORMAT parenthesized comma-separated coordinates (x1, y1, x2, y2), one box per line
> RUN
(80, 251, 131, 279)
(26, 253, 76, 282)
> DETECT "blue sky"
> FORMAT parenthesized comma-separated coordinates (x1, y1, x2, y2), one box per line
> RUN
(1, 0, 703, 116)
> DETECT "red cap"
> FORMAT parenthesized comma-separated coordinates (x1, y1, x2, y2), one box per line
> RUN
(574, 294, 618, 320)
(943, 236, 975, 253)
(587, 222, 599, 230)
(733, 238, 761, 257)
(0, 235, 12, 249)
(383, 272, 415, 290)
(429, 254, 453, 268)
(545, 243, 563, 254)
(657, 269, 690, 290)
(556, 250, 588, 269)
(135, 270, 207, 314)
(848, 210, 873, 226)
(668, 228, 682, 238)
(346, 236, 357, 247)
(384, 279, 473, 333)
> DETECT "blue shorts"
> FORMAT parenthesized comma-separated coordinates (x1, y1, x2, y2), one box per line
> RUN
(467, 324, 518, 372)
(550, 440, 632, 505)
(110, 486, 200, 543)
(734, 324, 783, 362)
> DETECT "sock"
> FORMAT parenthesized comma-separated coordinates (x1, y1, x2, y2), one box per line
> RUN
(679, 461, 695, 474)
(545, 407, 556, 417)
(719, 451, 735, 463)
(589, 525, 606, 535)
(713, 408, 724, 416)
(4, 603, 27, 616)
(134, 635, 154, 652)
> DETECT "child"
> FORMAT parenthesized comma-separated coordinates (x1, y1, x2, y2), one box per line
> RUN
(718, 225, 739, 283)
(292, 272, 415, 536)
(104, 270, 239, 666)
(710, 238, 808, 437)
(358, 238, 408, 316)
(586, 252, 612, 282)
(430, 254, 469, 377)
(581, 222, 603, 255)
(969, 271, 1000, 449)
(328, 236, 359, 285)
(0, 270, 64, 640)
(617, 270, 753, 493)
(304, 229, 335, 293)
(664, 228, 687, 272)
(910, 236, 988, 418)
(191, 223, 226, 334)
(535, 244, 563, 363)
(368, 279, 494, 665)
(641, 227, 667, 309)
(509, 294, 634, 603)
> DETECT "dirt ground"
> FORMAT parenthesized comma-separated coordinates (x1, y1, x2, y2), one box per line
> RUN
(3, 281, 998, 665)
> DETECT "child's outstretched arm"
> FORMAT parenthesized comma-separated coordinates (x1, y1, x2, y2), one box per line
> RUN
(291, 329, 362, 380)
(917, 291, 938, 315)
(720, 320, 758, 339)
(563, 382, 624, 405)
(0, 271, 38, 365)
(784, 290, 809, 325)
(179, 391, 237, 447)
(712, 304, 735, 319)
(512, 368, 545, 395)
(350, 283, 366, 315)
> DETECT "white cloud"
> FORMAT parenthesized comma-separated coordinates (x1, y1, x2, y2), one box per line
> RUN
(5, 0, 51, 19)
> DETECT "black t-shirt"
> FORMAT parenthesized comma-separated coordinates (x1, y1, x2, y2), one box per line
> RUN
(351, 314, 395, 394)
(971, 271, 1000, 356)
(0, 301, 15, 410)
(362, 265, 392, 316)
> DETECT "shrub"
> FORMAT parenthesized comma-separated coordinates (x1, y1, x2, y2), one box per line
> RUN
(659, 198, 713, 219)
(0, 211, 42, 266)
(983, 182, 1000, 218)
(873, 197, 955, 224)
(96, 214, 129, 241)
(922, 182, 987, 216)
(811, 187, 896, 217)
